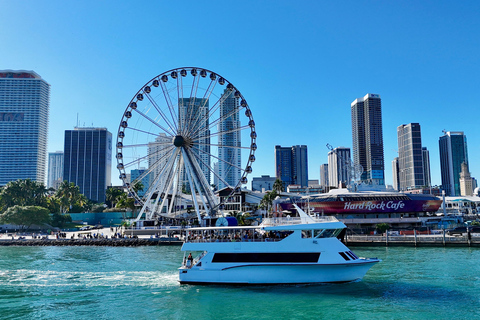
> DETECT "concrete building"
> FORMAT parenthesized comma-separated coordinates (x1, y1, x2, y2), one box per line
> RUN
(251, 175, 276, 192)
(422, 147, 431, 188)
(392, 157, 400, 191)
(327, 147, 351, 188)
(439, 131, 468, 196)
(63, 127, 112, 202)
(0, 70, 49, 186)
(275, 145, 308, 187)
(351, 93, 384, 185)
(47, 151, 63, 189)
(218, 89, 241, 189)
(397, 123, 424, 190)
(459, 162, 473, 196)
(320, 164, 329, 187)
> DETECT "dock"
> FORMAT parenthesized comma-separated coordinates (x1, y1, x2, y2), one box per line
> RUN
(346, 233, 480, 247)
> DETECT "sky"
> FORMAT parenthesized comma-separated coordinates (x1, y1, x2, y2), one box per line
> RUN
(1, 0, 480, 188)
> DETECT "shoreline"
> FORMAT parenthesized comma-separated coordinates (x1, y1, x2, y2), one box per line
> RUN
(0, 238, 183, 247)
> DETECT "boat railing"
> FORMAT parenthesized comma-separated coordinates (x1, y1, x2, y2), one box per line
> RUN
(185, 237, 285, 244)
(260, 216, 338, 227)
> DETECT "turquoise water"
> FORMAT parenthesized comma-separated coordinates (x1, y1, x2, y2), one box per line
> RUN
(0, 245, 479, 319)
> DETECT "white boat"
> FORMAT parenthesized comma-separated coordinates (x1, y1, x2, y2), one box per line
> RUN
(178, 205, 380, 285)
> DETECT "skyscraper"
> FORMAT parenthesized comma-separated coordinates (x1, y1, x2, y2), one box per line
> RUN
(439, 131, 468, 196)
(422, 147, 431, 188)
(327, 147, 351, 188)
(63, 127, 112, 202)
(0, 70, 49, 186)
(320, 164, 329, 187)
(218, 89, 241, 189)
(459, 162, 473, 196)
(275, 145, 308, 187)
(47, 151, 64, 189)
(148, 133, 170, 191)
(178, 98, 210, 184)
(392, 157, 400, 191)
(397, 123, 424, 191)
(351, 93, 384, 185)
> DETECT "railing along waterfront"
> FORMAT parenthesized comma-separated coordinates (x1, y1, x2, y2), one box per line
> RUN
(346, 233, 480, 247)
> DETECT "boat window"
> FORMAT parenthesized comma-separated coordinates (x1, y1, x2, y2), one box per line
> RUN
(345, 251, 357, 260)
(313, 229, 324, 238)
(338, 252, 350, 261)
(315, 229, 342, 238)
(212, 252, 321, 263)
(301, 230, 312, 238)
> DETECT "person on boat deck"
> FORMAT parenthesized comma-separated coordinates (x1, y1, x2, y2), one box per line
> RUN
(187, 253, 193, 267)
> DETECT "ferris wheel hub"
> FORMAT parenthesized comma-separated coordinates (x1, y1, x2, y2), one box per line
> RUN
(173, 135, 185, 147)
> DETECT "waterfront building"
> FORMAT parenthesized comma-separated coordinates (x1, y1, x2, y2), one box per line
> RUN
(392, 157, 400, 191)
(439, 131, 468, 196)
(218, 89, 241, 189)
(320, 164, 329, 187)
(422, 147, 431, 188)
(351, 93, 384, 185)
(251, 175, 276, 192)
(397, 123, 425, 191)
(0, 70, 49, 186)
(327, 147, 351, 188)
(459, 162, 473, 196)
(63, 127, 112, 203)
(47, 151, 64, 189)
(275, 145, 308, 187)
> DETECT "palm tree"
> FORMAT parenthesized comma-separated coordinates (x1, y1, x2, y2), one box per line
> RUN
(273, 178, 284, 193)
(55, 181, 81, 213)
(105, 187, 124, 208)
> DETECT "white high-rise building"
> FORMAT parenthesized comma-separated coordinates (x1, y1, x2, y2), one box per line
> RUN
(0, 70, 50, 186)
(148, 133, 170, 190)
(47, 151, 64, 189)
(218, 89, 241, 189)
(327, 147, 351, 188)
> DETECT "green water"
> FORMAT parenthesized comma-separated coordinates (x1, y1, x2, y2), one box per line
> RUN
(0, 246, 478, 319)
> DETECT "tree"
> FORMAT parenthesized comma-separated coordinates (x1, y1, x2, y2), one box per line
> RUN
(0, 205, 51, 230)
(55, 181, 81, 213)
(376, 223, 390, 234)
(259, 190, 279, 213)
(51, 213, 72, 228)
(273, 178, 284, 193)
(105, 187, 124, 208)
(0, 179, 48, 212)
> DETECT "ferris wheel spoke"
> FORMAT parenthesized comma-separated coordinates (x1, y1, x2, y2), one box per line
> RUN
(121, 145, 174, 169)
(158, 81, 179, 133)
(125, 127, 168, 138)
(187, 89, 231, 139)
(194, 125, 251, 140)
(144, 92, 177, 133)
(190, 145, 246, 173)
(189, 147, 236, 190)
(121, 141, 171, 149)
(184, 78, 218, 137)
(133, 108, 175, 136)
(193, 142, 251, 150)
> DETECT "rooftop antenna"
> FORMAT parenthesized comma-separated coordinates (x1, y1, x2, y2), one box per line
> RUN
(76, 113, 79, 128)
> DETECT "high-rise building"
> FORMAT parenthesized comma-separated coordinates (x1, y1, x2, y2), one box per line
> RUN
(148, 133, 170, 191)
(251, 175, 276, 192)
(397, 123, 424, 191)
(63, 127, 112, 203)
(0, 70, 49, 186)
(320, 164, 329, 187)
(327, 147, 351, 188)
(392, 157, 400, 191)
(218, 89, 241, 189)
(351, 93, 384, 185)
(130, 168, 150, 197)
(275, 145, 308, 187)
(422, 147, 431, 188)
(178, 98, 210, 185)
(47, 151, 64, 189)
(459, 162, 473, 196)
(439, 131, 468, 196)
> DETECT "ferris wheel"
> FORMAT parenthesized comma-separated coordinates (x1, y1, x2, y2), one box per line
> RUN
(116, 67, 256, 222)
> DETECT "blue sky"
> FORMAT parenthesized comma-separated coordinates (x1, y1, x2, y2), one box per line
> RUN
(1, 0, 479, 188)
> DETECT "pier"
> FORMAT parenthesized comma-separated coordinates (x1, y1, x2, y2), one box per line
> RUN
(346, 233, 480, 247)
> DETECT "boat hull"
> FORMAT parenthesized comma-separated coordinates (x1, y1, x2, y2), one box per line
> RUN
(179, 260, 379, 285)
